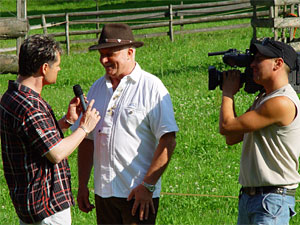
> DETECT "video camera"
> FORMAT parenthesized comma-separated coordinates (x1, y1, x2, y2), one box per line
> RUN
(208, 48, 300, 93)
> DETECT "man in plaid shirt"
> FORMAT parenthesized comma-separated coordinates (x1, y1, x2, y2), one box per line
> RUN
(0, 34, 100, 224)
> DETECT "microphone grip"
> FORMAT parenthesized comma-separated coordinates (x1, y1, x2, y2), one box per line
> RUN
(73, 84, 87, 112)
(79, 95, 87, 112)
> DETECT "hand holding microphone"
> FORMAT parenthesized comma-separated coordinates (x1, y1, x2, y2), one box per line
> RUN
(72, 84, 100, 135)
(73, 84, 87, 112)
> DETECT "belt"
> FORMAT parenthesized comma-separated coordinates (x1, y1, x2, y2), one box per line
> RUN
(241, 186, 296, 197)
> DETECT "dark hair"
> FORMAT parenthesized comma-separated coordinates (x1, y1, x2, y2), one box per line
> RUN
(18, 34, 62, 77)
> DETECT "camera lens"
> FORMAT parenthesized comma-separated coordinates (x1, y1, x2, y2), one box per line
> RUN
(208, 66, 223, 90)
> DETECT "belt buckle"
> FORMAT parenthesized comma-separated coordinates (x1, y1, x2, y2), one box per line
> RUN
(275, 188, 284, 195)
(249, 187, 256, 196)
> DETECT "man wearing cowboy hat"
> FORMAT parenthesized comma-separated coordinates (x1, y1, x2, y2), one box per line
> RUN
(74, 23, 178, 224)
(219, 38, 300, 224)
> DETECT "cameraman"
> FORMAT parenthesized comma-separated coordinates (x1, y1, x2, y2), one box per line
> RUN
(219, 39, 300, 224)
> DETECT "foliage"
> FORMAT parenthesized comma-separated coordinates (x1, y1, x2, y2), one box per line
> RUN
(1, 1, 300, 225)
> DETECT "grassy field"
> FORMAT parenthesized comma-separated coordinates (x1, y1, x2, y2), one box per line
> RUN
(1, 0, 300, 224)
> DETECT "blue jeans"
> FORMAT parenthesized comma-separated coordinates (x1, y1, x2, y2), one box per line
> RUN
(237, 191, 296, 225)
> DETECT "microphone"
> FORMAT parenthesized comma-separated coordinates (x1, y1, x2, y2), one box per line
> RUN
(73, 84, 87, 112)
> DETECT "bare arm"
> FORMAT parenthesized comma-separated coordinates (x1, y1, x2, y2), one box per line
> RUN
(219, 71, 296, 145)
(143, 132, 176, 184)
(127, 132, 176, 221)
(77, 138, 95, 213)
(219, 94, 245, 145)
(220, 96, 296, 135)
(46, 99, 100, 164)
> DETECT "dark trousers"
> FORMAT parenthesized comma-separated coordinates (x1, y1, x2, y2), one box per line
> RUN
(95, 195, 160, 225)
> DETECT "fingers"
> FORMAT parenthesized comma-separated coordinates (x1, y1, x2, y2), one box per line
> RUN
(86, 99, 100, 119)
(69, 96, 78, 105)
(127, 191, 133, 201)
(77, 186, 94, 213)
(144, 203, 149, 221)
(83, 197, 95, 213)
(131, 199, 137, 216)
(128, 185, 155, 221)
(224, 70, 240, 79)
(80, 99, 100, 133)
(131, 200, 146, 221)
(150, 200, 155, 214)
(143, 199, 155, 220)
(77, 195, 94, 213)
(85, 202, 95, 213)
(131, 199, 154, 221)
(79, 201, 94, 213)
(138, 201, 153, 221)
(86, 99, 95, 111)
(139, 203, 145, 221)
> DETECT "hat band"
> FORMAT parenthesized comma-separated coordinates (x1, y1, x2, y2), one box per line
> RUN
(105, 38, 133, 44)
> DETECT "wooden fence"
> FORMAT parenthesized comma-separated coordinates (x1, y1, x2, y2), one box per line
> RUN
(0, 0, 27, 74)
(2, 0, 299, 73)
(251, 0, 300, 51)
(3, 0, 267, 56)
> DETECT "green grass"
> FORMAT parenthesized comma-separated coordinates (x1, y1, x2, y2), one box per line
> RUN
(2, 1, 300, 224)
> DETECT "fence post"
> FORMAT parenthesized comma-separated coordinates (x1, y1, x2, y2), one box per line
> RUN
(273, 5, 279, 40)
(180, 1, 184, 32)
(289, 4, 295, 42)
(169, 4, 174, 42)
(41, 14, 48, 35)
(281, 5, 287, 42)
(252, 5, 257, 42)
(17, 0, 26, 56)
(65, 13, 70, 55)
(95, 0, 100, 38)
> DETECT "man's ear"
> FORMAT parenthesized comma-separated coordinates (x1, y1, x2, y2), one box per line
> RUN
(273, 58, 284, 71)
(40, 63, 49, 76)
(127, 48, 134, 57)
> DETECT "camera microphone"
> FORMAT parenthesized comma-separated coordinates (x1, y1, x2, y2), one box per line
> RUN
(73, 84, 87, 112)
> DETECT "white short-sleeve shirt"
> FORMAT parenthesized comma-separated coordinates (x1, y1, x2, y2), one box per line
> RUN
(76, 63, 178, 198)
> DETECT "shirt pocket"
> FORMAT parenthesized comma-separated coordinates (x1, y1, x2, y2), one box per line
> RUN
(121, 106, 146, 129)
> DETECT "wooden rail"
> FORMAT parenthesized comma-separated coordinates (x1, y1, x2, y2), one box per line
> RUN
(4, 0, 298, 57)
(25, 0, 256, 55)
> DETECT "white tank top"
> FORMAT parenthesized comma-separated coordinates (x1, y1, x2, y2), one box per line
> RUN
(239, 84, 300, 188)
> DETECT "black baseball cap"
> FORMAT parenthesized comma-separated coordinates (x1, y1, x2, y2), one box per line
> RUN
(250, 38, 297, 71)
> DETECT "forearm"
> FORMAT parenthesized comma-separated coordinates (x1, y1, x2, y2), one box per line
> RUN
(143, 132, 176, 185)
(220, 94, 245, 144)
(78, 139, 94, 189)
(46, 127, 87, 163)
(219, 94, 236, 135)
(57, 116, 72, 133)
(224, 132, 244, 145)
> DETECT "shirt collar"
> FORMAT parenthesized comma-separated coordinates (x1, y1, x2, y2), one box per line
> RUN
(8, 80, 41, 98)
(126, 62, 141, 83)
(104, 62, 141, 85)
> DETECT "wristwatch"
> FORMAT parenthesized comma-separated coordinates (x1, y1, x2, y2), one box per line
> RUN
(142, 181, 156, 192)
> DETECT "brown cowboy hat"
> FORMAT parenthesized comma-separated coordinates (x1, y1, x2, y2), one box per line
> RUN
(89, 23, 144, 50)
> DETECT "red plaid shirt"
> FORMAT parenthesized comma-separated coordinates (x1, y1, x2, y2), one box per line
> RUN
(0, 81, 74, 223)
